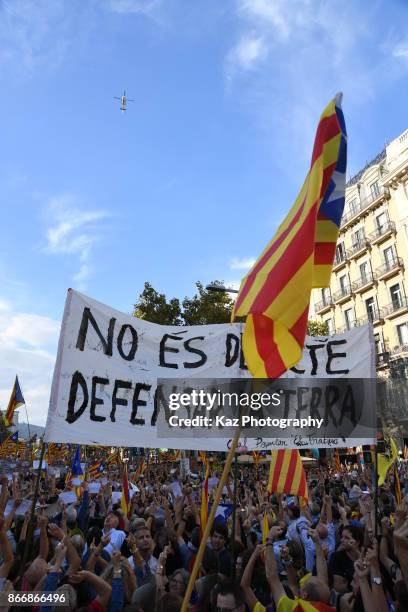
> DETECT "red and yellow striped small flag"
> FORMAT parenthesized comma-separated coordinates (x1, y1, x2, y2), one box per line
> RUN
(232, 95, 347, 378)
(200, 456, 210, 535)
(334, 449, 341, 472)
(268, 450, 308, 503)
(404, 445, 408, 461)
(106, 449, 120, 467)
(65, 470, 72, 487)
(198, 450, 207, 465)
(121, 463, 131, 519)
(132, 458, 146, 482)
(5, 376, 25, 427)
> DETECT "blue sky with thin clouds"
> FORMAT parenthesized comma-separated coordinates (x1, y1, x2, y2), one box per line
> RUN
(1, 0, 408, 424)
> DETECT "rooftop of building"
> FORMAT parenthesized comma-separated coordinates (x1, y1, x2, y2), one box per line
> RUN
(346, 148, 386, 188)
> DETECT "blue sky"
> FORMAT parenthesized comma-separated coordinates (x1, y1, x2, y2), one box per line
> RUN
(1, 0, 408, 425)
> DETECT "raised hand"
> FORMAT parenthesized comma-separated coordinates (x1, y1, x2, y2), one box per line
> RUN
(354, 555, 370, 579)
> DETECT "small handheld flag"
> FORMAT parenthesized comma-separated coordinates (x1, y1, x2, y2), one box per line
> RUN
(71, 446, 83, 477)
(5, 376, 25, 427)
(268, 449, 308, 504)
(121, 463, 130, 518)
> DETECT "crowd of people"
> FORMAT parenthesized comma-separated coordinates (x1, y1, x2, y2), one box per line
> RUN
(0, 451, 407, 611)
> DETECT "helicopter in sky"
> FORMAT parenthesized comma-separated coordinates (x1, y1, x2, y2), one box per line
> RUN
(113, 91, 134, 112)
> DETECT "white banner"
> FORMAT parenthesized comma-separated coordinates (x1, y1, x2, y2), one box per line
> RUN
(45, 290, 376, 450)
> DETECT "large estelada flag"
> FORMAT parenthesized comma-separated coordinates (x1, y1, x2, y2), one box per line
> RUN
(232, 95, 347, 377)
(5, 376, 25, 427)
(268, 449, 308, 503)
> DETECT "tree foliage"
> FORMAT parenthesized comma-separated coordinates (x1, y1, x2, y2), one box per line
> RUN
(134, 281, 327, 335)
(133, 282, 182, 325)
(133, 281, 234, 325)
(182, 281, 233, 325)
(307, 319, 329, 336)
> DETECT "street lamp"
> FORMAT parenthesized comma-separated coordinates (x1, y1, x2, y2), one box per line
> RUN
(205, 283, 239, 294)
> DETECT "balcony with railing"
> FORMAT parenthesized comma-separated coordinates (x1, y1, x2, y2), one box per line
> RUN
(383, 296, 408, 319)
(332, 283, 354, 304)
(361, 185, 390, 213)
(332, 251, 348, 271)
(356, 307, 384, 326)
(390, 343, 408, 357)
(347, 238, 370, 260)
(353, 271, 377, 293)
(315, 296, 333, 314)
(336, 320, 358, 334)
(340, 185, 390, 229)
(369, 220, 396, 245)
(375, 257, 403, 280)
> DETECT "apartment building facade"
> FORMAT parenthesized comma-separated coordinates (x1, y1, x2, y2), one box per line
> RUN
(311, 127, 408, 378)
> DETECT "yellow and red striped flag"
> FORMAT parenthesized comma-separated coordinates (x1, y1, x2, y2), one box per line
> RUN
(200, 456, 210, 535)
(232, 95, 347, 377)
(121, 462, 131, 518)
(334, 449, 341, 472)
(5, 376, 25, 427)
(198, 451, 207, 466)
(65, 469, 72, 487)
(106, 449, 120, 467)
(132, 458, 146, 482)
(404, 445, 408, 461)
(268, 450, 308, 503)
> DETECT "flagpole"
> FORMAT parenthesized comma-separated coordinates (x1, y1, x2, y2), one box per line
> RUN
(181, 427, 241, 612)
(23, 403, 31, 441)
(231, 451, 239, 580)
(374, 441, 379, 538)
(20, 438, 46, 582)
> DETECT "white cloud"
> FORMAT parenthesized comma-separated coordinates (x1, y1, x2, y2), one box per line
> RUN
(227, 34, 267, 75)
(0, 299, 59, 426)
(44, 193, 109, 289)
(0, 0, 86, 75)
(230, 256, 256, 270)
(224, 0, 408, 171)
(237, 0, 292, 39)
